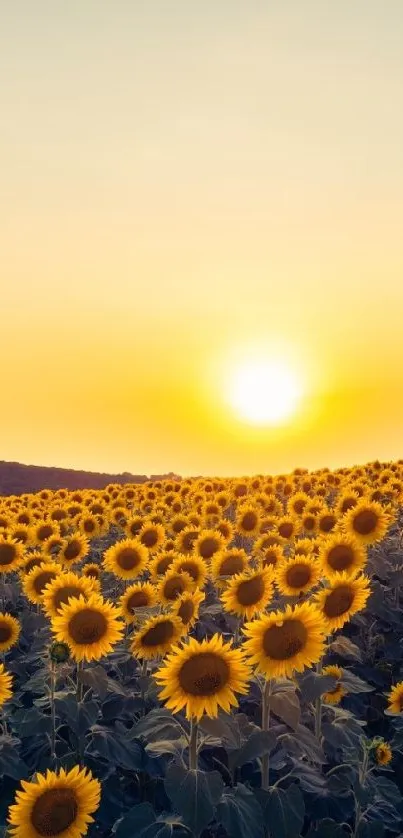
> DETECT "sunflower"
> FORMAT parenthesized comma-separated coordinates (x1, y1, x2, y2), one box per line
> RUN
(155, 633, 251, 720)
(221, 568, 274, 620)
(276, 556, 320, 597)
(342, 500, 390, 545)
(81, 563, 102, 584)
(211, 548, 249, 587)
(59, 534, 90, 567)
(139, 522, 165, 552)
(22, 562, 60, 604)
(0, 613, 20, 653)
(175, 526, 201, 555)
(120, 582, 157, 624)
(319, 533, 367, 579)
(314, 572, 371, 632)
(21, 553, 47, 576)
(42, 572, 95, 619)
(0, 663, 13, 706)
(171, 554, 207, 589)
(322, 664, 346, 705)
(317, 511, 337, 535)
(124, 515, 144, 539)
(243, 602, 326, 679)
(194, 529, 226, 562)
(43, 536, 64, 558)
(149, 551, 176, 581)
(236, 505, 261, 538)
(335, 490, 360, 517)
(158, 570, 194, 604)
(130, 613, 184, 660)
(300, 512, 318, 535)
(51, 594, 124, 662)
(293, 538, 315, 557)
(10, 524, 32, 546)
(0, 536, 24, 573)
(170, 588, 205, 629)
(256, 544, 285, 572)
(375, 741, 392, 766)
(103, 538, 148, 580)
(386, 682, 403, 714)
(32, 521, 60, 546)
(8, 765, 101, 838)
(275, 516, 300, 543)
(79, 514, 101, 539)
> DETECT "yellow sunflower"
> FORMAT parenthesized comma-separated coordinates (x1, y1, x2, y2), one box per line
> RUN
(124, 515, 144, 539)
(0, 663, 13, 706)
(236, 505, 261, 538)
(171, 554, 208, 589)
(149, 551, 176, 582)
(51, 593, 124, 662)
(215, 519, 234, 544)
(386, 682, 403, 714)
(59, 534, 90, 567)
(120, 582, 157, 624)
(103, 538, 148, 580)
(335, 490, 360, 517)
(22, 562, 60, 604)
(256, 544, 285, 572)
(313, 572, 371, 632)
(243, 601, 326, 679)
(21, 553, 46, 576)
(139, 522, 165, 552)
(275, 516, 300, 543)
(319, 533, 367, 579)
(81, 563, 102, 583)
(211, 548, 249, 587)
(342, 500, 390, 545)
(0, 613, 20, 653)
(79, 514, 101, 539)
(42, 572, 95, 619)
(287, 492, 310, 516)
(31, 521, 60, 546)
(155, 633, 251, 720)
(194, 529, 226, 562)
(130, 613, 184, 660)
(293, 538, 315, 557)
(157, 570, 194, 604)
(0, 536, 24, 574)
(8, 765, 101, 838)
(375, 741, 392, 766)
(317, 511, 338, 535)
(322, 664, 346, 704)
(276, 556, 320, 597)
(300, 512, 319, 535)
(221, 568, 274, 620)
(175, 526, 201, 555)
(170, 588, 205, 629)
(9, 524, 32, 546)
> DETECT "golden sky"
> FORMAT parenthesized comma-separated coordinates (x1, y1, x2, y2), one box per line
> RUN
(2, 1, 403, 477)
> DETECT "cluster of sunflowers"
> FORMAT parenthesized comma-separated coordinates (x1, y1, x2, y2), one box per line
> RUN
(0, 459, 402, 837)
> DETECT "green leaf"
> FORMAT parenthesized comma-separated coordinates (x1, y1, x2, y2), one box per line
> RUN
(164, 764, 223, 837)
(297, 671, 338, 703)
(340, 671, 374, 694)
(306, 820, 350, 837)
(134, 708, 187, 742)
(113, 802, 156, 837)
(87, 723, 143, 770)
(217, 784, 264, 838)
(329, 636, 363, 662)
(264, 784, 305, 838)
(145, 737, 188, 759)
(270, 689, 301, 730)
(78, 665, 127, 699)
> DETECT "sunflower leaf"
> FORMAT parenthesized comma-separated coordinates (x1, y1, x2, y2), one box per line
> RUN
(263, 783, 305, 838)
(297, 672, 339, 703)
(216, 783, 265, 838)
(164, 763, 224, 837)
(270, 690, 301, 730)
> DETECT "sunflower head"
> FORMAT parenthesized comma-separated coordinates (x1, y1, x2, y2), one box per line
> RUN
(171, 554, 207, 589)
(194, 529, 226, 562)
(158, 570, 194, 604)
(51, 593, 124, 662)
(342, 500, 390, 545)
(130, 613, 184, 660)
(211, 548, 249, 587)
(314, 571, 371, 632)
(59, 533, 90, 567)
(0, 613, 20, 653)
(276, 555, 320, 597)
(42, 571, 95, 619)
(49, 640, 71, 664)
(386, 681, 403, 714)
(120, 582, 157, 624)
(319, 533, 367, 579)
(374, 740, 392, 766)
(170, 588, 205, 629)
(103, 538, 149, 580)
(276, 515, 299, 542)
(139, 522, 165, 552)
(322, 664, 346, 705)
(0, 663, 13, 706)
(175, 526, 201, 555)
(0, 536, 24, 573)
(155, 633, 251, 720)
(22, 562, 60, 604)
(221, 567, 274, 620)
(236, 505, 261, 538)
(8, 765, 101, 838)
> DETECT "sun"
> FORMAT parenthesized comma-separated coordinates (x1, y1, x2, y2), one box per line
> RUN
(229, 358, 301, 425)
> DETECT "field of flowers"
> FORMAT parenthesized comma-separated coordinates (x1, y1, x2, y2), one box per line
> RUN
(1, 461, 403, 838)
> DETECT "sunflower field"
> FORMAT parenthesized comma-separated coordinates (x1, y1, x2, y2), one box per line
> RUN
(1, 462, 403, 838)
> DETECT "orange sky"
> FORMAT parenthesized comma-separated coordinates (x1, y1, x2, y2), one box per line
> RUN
(2, 2, 403, 477)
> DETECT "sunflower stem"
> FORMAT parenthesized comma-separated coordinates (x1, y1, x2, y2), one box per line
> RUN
(50, 659, 56, 764)
(315, 659, 323, 741)
(76, 660, 84, 702)
(189, 718, 198, 770)
(261, 678, 272, 790)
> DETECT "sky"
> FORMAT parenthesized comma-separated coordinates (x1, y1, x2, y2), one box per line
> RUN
(1, 1, 403, 478)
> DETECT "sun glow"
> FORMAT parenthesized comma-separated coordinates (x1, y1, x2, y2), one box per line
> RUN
(229, 358, 302, 426)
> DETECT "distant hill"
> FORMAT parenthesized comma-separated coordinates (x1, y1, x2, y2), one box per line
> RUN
(0, 461, 180, 496)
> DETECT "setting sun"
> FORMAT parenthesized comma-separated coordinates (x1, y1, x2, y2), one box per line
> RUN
(228, 358, 302, 426)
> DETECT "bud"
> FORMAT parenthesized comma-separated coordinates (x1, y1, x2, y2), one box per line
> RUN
(49, 641, 70, 664)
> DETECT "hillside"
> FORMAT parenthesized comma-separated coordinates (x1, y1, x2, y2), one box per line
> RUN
(0, 461, 180, 495)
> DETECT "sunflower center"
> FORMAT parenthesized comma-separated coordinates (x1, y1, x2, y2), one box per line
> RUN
(285, 563, 311, 589)
(116, 548, 142, 570)
(179, 652, 229, 696)
(64, 541, 81, 561)
(241, 512, 258, 532)
(83, 520, 96, 533)
(341, 497, 357, 513)
(68, 608, 108, 644)
(38, 526, 53, 541)
(320, 515, 336, 533)
(156, 556, 172, 575)
(25, 557, 44, 574)
(304, 517, 316, 531)
(177, 599, 195, 624)
(85, 567, 99, 579)
(220, 554, 244, 576)
(141, 530, 158, 548)
(127, 590, 149, 611)
(181, 531, 198, 551)
(54, 586, 83, 611)
(324, 585, 355, 618)
(31, 787, 78, 836)
(141, 619, 174, 646)
(199, 538, 219, 559)
(0, 544, 16, 566)
(34, 571, 58, 595)
(352, 509, 378, 535)
(293, 500, 306, 514)
(236, 575, 265, 606)
(178, 562, 199, 582)
(164, 575, 187, 600)
(262, 550, 278, 568)
(327, 544, 355, 571)
(278, 522, 293, 539)
(263, 618, 308, 660)
(0, 624, 12, 643)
